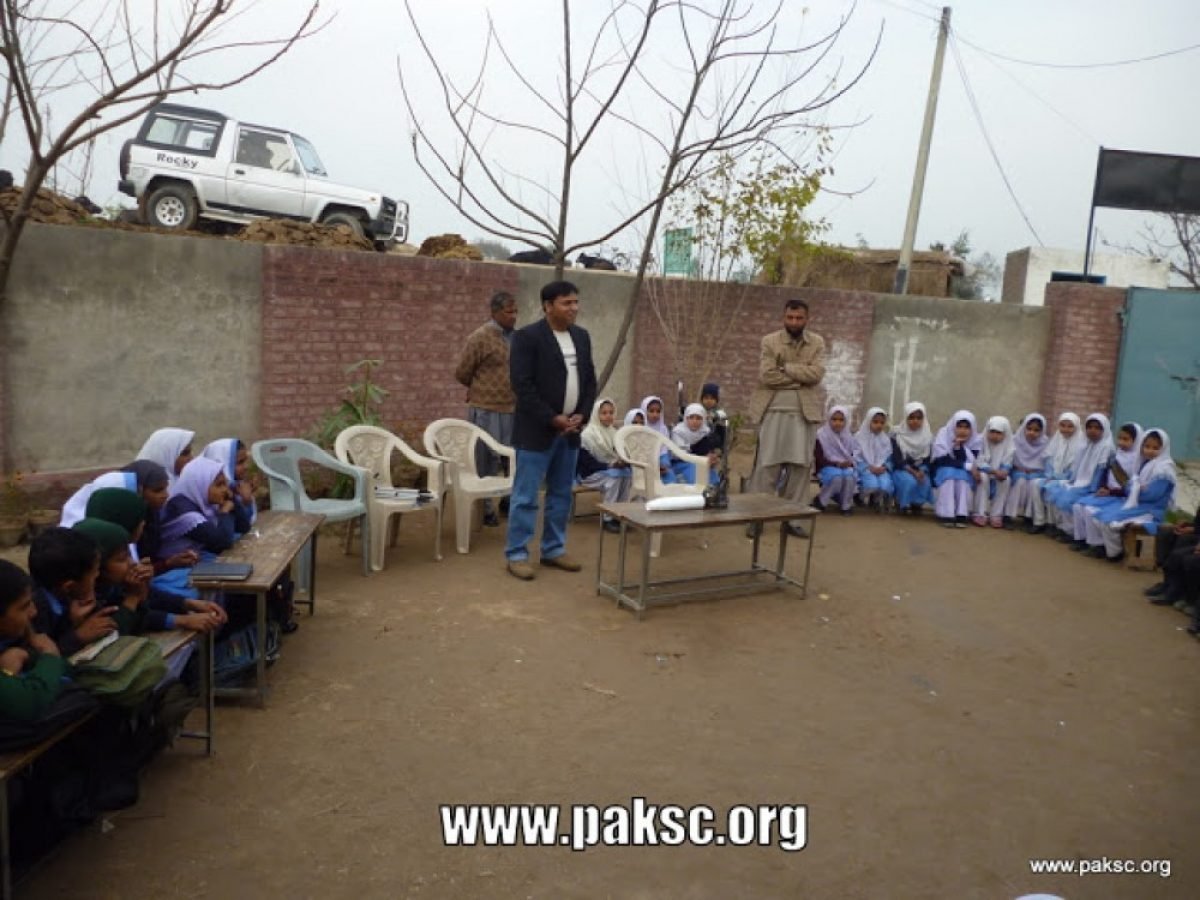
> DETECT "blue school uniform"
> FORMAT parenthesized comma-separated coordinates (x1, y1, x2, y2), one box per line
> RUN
(931, 446, 973, 488)
(1094, 478, 1174, 535)
(890, 434, 933, 508)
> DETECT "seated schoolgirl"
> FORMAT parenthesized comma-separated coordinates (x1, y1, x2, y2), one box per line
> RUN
(930, 410, 981, 528)
(83, 490, 226, 635)
(1031, 413, 1082, 535)
(202, 438, 257, 534)
(1082, 428, 1175, 562)
(813, 406, 859, 515)
(670, 403, 721, 485)
(640, 395, 677, 484)
(1044, 413, 1113, 542)
(853, 406, 894, 511)
(59, 470, 140, 528)
(971, 416, 1014, 529)
(1067, 422, 1142, 550)
(159, 458, 238, 560)
(135, 428, 196, 489)
(623, 409, 645, 427)
(1004, 414, 1049, 532)
(890, 401, 933, 514)
(577, 398, 631, 532)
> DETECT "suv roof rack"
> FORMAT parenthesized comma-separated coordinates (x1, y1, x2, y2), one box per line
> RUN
(151, 102, 227, 123)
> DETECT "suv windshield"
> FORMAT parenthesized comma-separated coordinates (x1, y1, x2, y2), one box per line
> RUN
(292, 135, 327, 177)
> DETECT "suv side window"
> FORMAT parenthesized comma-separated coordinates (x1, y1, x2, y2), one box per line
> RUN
(142, 111, 222, 155)
(236, 127, 297, 173)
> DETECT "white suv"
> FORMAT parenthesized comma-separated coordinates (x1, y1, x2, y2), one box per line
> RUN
(119, 103, 408, 246)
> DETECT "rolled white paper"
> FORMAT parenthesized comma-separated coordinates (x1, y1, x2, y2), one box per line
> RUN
(645, 495, 705, 512)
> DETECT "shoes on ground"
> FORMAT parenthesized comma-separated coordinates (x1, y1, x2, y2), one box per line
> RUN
(506, 560, 536, 581)
(483, 512, 501, 528)
(1144, 581, 1168, 597)
(540, 554, 582, 572)
(785, 522, 809, 538)
(602, 518, 621, 534)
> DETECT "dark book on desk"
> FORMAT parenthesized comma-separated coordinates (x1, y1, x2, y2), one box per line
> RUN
(190, 562, 253, 582)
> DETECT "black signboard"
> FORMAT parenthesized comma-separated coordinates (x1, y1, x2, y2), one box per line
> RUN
(1092, 148, 1200, 215)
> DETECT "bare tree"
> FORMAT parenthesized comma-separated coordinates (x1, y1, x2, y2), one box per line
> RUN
(399, 0, 878, 390)
(1115, 213, 1200, 289)
(0, 0, 326, 302)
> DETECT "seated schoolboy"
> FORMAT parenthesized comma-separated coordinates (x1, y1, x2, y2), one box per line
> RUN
(699, 383, 729, 450)
(1081, 427, 1175, 563)
(73, 516, 223, 637)
(971, 416, 1014, 529)
(890, 401, 933, 514)
(930, 410, 981, 528)
(813, 406, 859, 515)
(28, 527, 115, 658)
(670, 403, 721, 485)
(1146, 501, 1199, 603)
(853, 406, 894, 512)
(0, 560, 71, 723)
(577, 398, 631, 532)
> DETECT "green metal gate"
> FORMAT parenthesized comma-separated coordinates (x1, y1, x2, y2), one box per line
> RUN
(1112, 288, 1200, 460)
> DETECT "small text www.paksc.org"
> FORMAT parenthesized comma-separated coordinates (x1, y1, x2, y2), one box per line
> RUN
(1029, 856, 1172, 878)
(440, 798, 807, 851)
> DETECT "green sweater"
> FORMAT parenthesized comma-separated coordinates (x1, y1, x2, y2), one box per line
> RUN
(0, 652, 69, 722)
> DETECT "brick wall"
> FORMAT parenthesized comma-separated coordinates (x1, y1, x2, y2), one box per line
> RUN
(1038, 283, 1127, 420)
(630, 280, 878, 421)
(260, 248, 519, 443)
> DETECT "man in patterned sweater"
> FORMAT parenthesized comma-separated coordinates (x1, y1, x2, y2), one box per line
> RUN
(455, 291, 518, 526)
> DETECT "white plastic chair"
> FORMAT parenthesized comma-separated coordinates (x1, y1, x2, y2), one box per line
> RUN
(615, 425, 710, 558)
(422, 418, 515, 554)
(250, 438, 371, 578)
(335, 425, 445, 570)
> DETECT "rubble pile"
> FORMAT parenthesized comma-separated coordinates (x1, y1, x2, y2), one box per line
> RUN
(417, 233, 483, 260)
(0, 187, 93, 225)
(236, 219, 374, 251)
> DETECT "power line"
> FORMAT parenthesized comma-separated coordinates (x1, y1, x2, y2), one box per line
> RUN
(954, 33, 1200, 70)
(956, 35, 1102, 146)
(948, 34, 1045, 246)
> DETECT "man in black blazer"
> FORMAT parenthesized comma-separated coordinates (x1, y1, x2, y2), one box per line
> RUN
(504, 280, 597, 580)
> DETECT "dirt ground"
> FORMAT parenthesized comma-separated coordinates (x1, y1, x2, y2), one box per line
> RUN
(13, 504, 1199, 900)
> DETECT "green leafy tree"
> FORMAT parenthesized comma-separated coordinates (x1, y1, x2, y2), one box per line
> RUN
(930, 229, 1001, 301)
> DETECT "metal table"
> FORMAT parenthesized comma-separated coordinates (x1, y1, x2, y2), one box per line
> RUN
(596, 495, 818, 617)
(191, 510, 323, 707)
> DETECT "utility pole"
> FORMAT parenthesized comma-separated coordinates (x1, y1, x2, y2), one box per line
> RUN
(893, 6, 951, 296)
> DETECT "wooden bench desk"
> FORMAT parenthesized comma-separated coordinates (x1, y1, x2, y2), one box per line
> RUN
(596, 494, 818, 617)
(191, 510, 323, 708)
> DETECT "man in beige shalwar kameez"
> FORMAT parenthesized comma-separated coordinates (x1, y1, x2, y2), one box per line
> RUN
(747, 299, 826, 537)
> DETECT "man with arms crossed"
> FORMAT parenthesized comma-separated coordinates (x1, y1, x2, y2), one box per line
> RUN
(747, 299, 826, 538)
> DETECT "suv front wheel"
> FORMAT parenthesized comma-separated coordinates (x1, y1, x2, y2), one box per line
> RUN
(321, 211, 366, 239)
(146, 183, 198, 230)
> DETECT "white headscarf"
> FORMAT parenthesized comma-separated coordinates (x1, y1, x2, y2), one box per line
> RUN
(1012, 413, 1049, 470)
(581, 398, 620, 465)
(639, 395, 670, 440)
(1124, 428, 1176, 509)
(815, 405, 860, 464)
(623, 409, 644, 427)
(977, 416, 1015, 470)
(671, 403, 710, 449)
(1108, 422, 1144, 488)
(59, 471, 137, 528)
(1045, 412, 1083, 477)
(892, 401, 933, 461)
(1069, 413, 1114, 489)
(932, 410, 983, 461)
(854, 406, 892, 468)
(202, 438, 241, 482)
(136, 428, 195, 487)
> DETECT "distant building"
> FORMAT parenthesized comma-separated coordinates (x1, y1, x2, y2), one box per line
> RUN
(1001, 247, 1170, 306)
(767, 247, 963, 297)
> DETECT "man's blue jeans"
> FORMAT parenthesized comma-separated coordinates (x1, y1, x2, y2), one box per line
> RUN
(505, 435, 579, 562)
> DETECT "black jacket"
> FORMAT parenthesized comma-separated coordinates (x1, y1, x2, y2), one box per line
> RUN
(510, 318, 597, 451)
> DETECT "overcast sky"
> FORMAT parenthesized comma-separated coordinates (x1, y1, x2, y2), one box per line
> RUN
(3, 0, 1197, 273)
